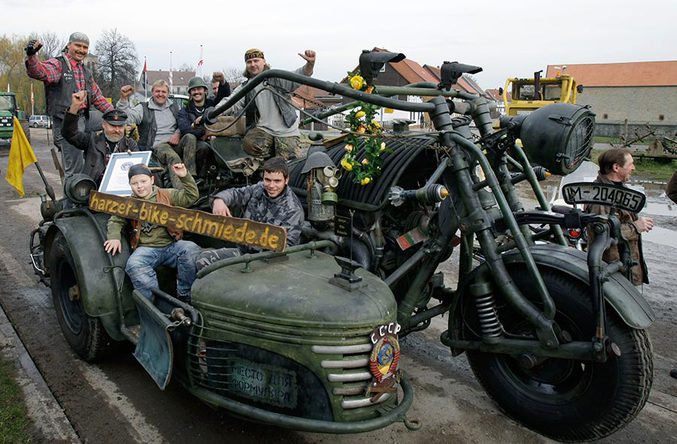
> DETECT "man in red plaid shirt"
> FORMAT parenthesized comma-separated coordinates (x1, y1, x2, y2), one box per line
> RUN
(25, 32, 113, 177)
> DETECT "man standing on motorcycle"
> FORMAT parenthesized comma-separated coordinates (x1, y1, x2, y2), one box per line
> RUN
(218, 48, 316, 161)
(585, 148, 654, 286)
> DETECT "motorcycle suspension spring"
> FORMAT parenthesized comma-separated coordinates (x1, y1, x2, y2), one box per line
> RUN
(471, 282, 503, 339)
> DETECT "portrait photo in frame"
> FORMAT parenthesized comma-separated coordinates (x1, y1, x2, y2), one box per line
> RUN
(99, 151, 153, 196)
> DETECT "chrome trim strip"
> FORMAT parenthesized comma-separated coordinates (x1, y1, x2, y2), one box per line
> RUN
(327, 372, 371, 382)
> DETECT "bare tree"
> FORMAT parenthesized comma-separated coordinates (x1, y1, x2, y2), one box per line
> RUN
(222, 67, 245, 84)
(94, 28, 138, 101)
(178, 63, 193, 72)
(39, 32, 66, 58)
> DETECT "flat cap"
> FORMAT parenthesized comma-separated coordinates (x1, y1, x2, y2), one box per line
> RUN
(102, 109, 128, 126)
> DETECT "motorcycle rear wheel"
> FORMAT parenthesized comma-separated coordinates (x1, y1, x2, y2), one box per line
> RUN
(466, 268, 653, 442)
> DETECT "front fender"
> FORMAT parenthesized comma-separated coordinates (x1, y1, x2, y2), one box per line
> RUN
(448, 244, 654, 343)
(46, 209, 135, 340)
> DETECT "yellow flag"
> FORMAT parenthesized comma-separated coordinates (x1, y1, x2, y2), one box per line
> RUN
(4, 117, 37, 197)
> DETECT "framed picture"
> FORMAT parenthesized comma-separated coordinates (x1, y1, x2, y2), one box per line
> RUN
(99, 151, 153, 196)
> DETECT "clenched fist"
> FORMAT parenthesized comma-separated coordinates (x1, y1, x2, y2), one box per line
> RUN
(120, 85, 134, 99)
(25, 39, 43, 57)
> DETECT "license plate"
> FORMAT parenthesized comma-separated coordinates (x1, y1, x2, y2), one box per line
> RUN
(229, 358, 298, 409)
(562, 182, 646, 213)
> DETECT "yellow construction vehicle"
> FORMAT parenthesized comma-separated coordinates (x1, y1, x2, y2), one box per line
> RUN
(503, 70, 582, 116)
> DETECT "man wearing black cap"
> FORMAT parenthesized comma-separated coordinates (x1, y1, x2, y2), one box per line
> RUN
(62, 91, 138, 185)
(218, 48, 316, 161)
(25, 31, 114, 176)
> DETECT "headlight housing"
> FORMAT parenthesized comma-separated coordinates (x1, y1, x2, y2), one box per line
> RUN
(64, 174, 97, 205)
(501, 103, 595, 175)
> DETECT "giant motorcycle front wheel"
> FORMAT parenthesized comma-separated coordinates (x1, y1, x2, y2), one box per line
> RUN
(466, 268, 653, 442)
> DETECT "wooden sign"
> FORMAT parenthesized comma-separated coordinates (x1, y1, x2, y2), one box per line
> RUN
(89, 191, 287, 252)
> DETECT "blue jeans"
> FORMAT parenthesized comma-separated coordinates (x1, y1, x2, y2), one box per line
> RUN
(125, 240, 201, 300)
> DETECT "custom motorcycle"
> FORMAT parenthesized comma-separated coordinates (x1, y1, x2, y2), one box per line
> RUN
(202, 50, 654, 441)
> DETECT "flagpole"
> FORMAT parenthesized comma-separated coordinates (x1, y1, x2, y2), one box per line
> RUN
(198, 45, 204, 77)
(169, 51, 174, 93)
(143, 57, 148, 99)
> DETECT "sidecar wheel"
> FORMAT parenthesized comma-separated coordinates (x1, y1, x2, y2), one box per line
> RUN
(466, 268, 653, 442)
(49, 232, 111, 362)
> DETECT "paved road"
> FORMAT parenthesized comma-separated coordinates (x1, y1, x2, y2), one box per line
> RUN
(0, 129, 674, 443)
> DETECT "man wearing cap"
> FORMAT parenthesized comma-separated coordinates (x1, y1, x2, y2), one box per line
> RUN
(25, 32, 114, 176)
(105, 162, 201, 302)
(177, 73, 230, 177)
(218, 48, 316, 161)
(62, 90, 138, 185)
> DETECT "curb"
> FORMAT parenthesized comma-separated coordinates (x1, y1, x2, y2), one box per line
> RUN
(0, 303, 80, 443)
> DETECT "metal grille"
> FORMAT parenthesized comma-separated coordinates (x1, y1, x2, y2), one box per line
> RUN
(565, 114, 595, 170)
(312, 344, 393, 409)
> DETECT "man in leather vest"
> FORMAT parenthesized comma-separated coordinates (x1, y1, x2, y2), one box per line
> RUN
(25, 32, 114, 177)
(105, 163, 201, 303)
(61, 90, 138, 185)
(117, 80, 188, 189)
(219, 48, 316, 161)
(177, 74, 230, 177)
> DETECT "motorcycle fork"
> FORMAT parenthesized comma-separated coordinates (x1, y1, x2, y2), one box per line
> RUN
(428, 96, 560, 349)
(586, 220, 621, 361)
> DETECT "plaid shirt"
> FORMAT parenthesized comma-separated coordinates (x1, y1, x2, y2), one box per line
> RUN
(25, 53, 113, 113)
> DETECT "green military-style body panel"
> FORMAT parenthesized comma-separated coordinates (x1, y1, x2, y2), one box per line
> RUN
(500, 244, 655, 328)
(190, 249, 400, 424)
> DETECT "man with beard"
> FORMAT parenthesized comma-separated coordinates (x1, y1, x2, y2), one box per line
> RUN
(177, 73, 230, 177)
(62, 90, 138, 185)
(218, 48, 316, 161)
(25, 32, 114, 176)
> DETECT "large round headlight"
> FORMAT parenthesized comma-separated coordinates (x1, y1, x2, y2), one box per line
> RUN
(64, 174, 97, 205)
(502, 103, 595, 175)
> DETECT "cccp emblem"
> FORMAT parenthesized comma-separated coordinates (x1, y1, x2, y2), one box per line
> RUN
(367, 322, 401, 400)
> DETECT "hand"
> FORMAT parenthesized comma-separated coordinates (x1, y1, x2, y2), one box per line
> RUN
(172, 163, 188, 178)
(193, 116, 203, 127)
(104, 239, 121, 255)
(25, 39, 42, 57)
(120, 85, 134, 100)
(71, 90, 87, 107)
(212, 72, 225, 84)
(298, 50, 316, 65)
(635, 217, 655, 233)
(168, 132, 180, 146)
(212, 199, 232, 217)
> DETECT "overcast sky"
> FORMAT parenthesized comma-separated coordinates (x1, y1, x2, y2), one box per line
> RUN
(4, 0, 675, 89)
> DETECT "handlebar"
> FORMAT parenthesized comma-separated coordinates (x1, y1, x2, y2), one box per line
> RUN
(206, 69, 438, 124)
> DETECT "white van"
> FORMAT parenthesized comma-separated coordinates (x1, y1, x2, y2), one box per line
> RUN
(29, 115, 52, 128)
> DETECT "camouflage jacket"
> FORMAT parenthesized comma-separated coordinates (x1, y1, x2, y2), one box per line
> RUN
(107, 174, 199, 248)
(213, 182, 304, 250)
